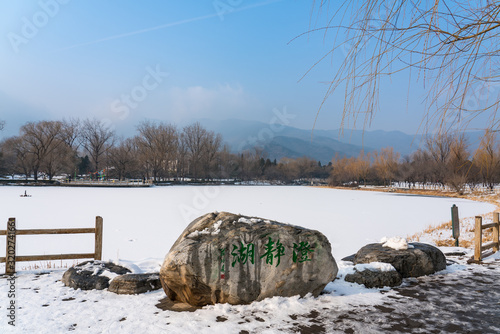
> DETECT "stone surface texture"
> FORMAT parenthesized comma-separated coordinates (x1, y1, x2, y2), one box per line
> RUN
(345, 268, 403, 288)
(108, 273, 162, 295)
(160, 212, 338, 306)
(353, 242, 447, 278)
(62, 261, 131, 290)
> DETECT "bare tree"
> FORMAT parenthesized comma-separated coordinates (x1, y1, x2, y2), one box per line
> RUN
(41, 143, 75, 180)
(474, 129, 500, 190)
(176, 136, 188, 180)
(294, 157, 319, 181)
(61, 118, 81, 151)
(307, 1, 500, 132)
(447, 133, 470, 194)
(59, 118, 81, 178)
(408, 149, 434, 189)
(425, 133, 453, 186)
(216, 144, 238, 179)
(0, 120, 5, 131)
(329, 154, 356, 186)
(277, 157, 301, 183)
(80, 118, 115, 172)
(353, 150, 370, 186)
(20, 121, 64, 181)
(182, 122, 208, 180)
(372, 147, 400, 186)
(1, 136, 34, 179)
(107, 138, 139, 180)
(135, 121, 178, 181)
(203, 131, 222, 179)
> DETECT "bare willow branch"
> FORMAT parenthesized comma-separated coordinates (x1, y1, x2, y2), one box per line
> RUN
(304, 0, 500, 133)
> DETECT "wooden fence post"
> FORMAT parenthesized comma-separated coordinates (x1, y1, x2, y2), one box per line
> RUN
(493, 212, 499, 253)
(475, 216, 482, 261)
(451, 204, 460, 247)
(6, 218, 16, 275)
(95, 216, 103, 261)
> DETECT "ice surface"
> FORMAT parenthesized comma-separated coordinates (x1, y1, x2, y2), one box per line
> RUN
(0, 186, 493, 262)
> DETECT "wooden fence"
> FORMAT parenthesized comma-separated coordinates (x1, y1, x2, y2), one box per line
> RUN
(0, 217, 103, 275)
(474, 212, 500, 261)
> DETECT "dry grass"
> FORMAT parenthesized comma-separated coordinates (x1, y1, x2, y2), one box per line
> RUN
(20, 260, 80, 271)
(408, 212, 498, 250)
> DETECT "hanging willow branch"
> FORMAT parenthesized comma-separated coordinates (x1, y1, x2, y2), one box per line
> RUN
(301, 0, 500, 133)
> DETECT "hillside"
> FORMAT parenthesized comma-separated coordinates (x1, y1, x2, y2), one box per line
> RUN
(201, 119, 485, 164)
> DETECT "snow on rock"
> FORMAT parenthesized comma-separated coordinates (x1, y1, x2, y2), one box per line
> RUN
(354, 262, 397, 272)
(237, 217, 262, 224)
(187, 220, 224, 238)
(380, 236, 414, 250)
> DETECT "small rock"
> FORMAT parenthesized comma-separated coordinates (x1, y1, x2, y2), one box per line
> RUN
(109, 273, 162, 294)
(345, 268, 402, 288)
(62, 261, 131, 290)
(444, 251, 467, 257)
(353, 242, 446, 278)
(341, 254, 356, 262)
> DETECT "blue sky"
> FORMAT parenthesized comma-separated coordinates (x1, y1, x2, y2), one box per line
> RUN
(0, 0, 451, 138)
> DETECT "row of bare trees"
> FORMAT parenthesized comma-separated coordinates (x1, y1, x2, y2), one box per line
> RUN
(107, 121, 224, 181)
(1, 120, 80, 181)
(2, 118, 498, 190)
(329, 131, 500, 193)
(0, 118, 331, 183)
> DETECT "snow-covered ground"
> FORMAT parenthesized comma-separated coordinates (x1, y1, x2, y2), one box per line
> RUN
(0, 185, 497, 333)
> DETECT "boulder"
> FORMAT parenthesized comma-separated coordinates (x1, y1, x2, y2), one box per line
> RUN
(353, 242, 446, 278)
(160, 212, 337, 306)
(344, 263, 402, 288)
(62, 261, 131, 290)
(341, 254, 356, 262)
(109, 273, 162, 295)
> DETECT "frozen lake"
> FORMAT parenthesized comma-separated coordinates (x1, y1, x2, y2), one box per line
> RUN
(0, 185, 495, 267)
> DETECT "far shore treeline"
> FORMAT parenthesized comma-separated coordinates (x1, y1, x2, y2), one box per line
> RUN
(0, 118, 498, 193)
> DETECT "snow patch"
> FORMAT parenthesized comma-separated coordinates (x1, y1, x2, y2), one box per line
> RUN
(75, 261, 120, 280)
(380, 236, 414, 250)
(237, 217, 263, 224)
(354, 262, 397, 272)
(187, 220, 224, 238)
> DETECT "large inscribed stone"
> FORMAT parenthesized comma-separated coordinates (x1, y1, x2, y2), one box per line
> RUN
(160, 212, 337, 306)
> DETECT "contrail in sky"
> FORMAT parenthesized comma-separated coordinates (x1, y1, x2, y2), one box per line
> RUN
(56, 0, 284, 52)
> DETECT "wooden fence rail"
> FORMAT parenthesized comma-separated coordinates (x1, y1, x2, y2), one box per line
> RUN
(0, 216, 103, 275)
(474, 212, 500, 261)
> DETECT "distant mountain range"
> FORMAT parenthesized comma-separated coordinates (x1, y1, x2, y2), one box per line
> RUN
(201, 119, 485, 164)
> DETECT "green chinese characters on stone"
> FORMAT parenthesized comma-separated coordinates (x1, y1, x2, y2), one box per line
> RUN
(219, 248, 226, 273)
(231, 241, 255, 267)
(293, 241, 315, 263)
(260, 237, 285, 267)
(219, 238, 315, 271)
